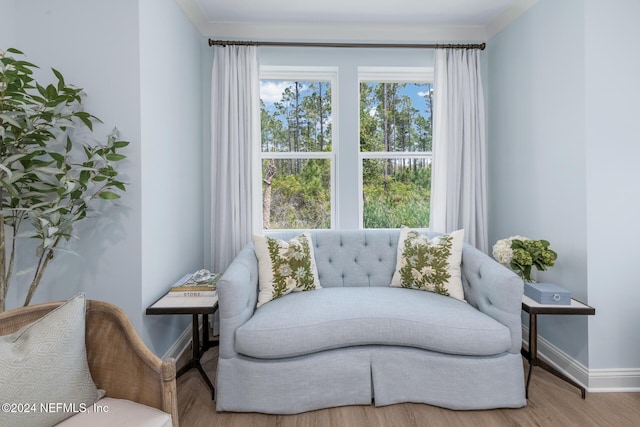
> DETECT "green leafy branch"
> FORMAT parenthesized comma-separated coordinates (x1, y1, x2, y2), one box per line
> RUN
(509, 239, 558, 283)
(1, 48, 128, 310)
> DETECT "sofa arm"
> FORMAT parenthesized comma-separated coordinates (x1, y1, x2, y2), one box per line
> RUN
(84, 301, 178, 427)
(217, 244, 260, 359)
(460, 244, 524, 354)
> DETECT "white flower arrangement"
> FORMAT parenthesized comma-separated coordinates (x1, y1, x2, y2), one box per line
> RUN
(492, 235, 528, 265)
(492, 235, 557, 282)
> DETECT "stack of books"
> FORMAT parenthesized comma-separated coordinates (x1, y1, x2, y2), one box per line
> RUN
(168, 272, 221, 297)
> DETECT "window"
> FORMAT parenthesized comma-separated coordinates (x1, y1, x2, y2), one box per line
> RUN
(359, 68, 433, 228)
(258, 67, 336, 230)
(255, 51, 434, 232)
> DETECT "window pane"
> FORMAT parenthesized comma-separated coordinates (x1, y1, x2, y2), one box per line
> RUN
(360, 82, 432, 153)
(262, 158, 331, 229)
(260, 81, 332, 153)
(362, 158, 431, 228)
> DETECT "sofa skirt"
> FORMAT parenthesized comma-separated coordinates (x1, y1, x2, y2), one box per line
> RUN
(216, 347, 526, 414)
(216, 348, 373, 414)
(371, 348, 525, 409)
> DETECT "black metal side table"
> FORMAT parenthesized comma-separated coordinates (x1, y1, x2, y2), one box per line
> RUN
(521, 295, 595, 399)
(147, 293, 219, 400)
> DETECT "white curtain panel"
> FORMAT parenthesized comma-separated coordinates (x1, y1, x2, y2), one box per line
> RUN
(210, 46, 260, 272)
(430, 48, 488, 253)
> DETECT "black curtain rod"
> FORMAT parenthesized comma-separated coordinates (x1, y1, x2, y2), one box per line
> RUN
(208, 39, 486, 50)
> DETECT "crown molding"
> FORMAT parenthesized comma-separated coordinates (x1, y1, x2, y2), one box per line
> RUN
(203, 22, 486, 43)
(485, 0, 539, 39)
(176, 0, 538, 44)
(175, 0, 209, 31)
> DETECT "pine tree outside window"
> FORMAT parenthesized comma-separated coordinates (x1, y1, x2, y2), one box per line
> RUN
(258, 67, 336, 230)
(359, 67, 433, 228)
(256, 64, 432, 231)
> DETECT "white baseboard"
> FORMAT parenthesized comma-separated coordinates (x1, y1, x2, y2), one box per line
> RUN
(589, 369, 640, 392)
(162, 322, 194, 361)
(161, 314, 219, 363)
(522, 326, 640, 392)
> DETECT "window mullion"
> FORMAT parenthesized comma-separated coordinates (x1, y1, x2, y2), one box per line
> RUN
(360, 152, 433, 159)
(261, 152, 333, 160)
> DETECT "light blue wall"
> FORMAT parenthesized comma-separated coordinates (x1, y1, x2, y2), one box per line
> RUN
(2, 0, 204, 357)
(584, 0, 640, 370)
(487, 0, 589, 364)
(0, 3, 17, 47)
(5, 0, 144, 322)
(139, 0, 204, 354)
(489, 0, 640, 372)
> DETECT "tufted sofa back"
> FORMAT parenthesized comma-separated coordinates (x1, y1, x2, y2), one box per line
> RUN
(265, 229, 440, 288)
(260, 229, 522, 353)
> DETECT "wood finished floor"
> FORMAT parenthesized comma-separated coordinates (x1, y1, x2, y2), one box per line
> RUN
(176, 346, 640, 427)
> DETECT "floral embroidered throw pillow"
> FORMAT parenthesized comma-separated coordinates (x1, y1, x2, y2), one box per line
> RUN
(253, 232, 322, 307)
(390, 227, 465, 301)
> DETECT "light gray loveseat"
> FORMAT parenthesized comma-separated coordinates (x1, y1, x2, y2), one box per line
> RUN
(216, 229, 526, 413)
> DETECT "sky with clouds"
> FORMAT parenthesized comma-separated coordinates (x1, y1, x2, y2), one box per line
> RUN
(260, 80, 432, 118)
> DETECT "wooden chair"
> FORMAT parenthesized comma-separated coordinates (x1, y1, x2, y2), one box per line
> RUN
(0, 299, 179, 427)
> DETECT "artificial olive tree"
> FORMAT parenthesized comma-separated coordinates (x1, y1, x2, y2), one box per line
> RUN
(0, 48, 128, 311)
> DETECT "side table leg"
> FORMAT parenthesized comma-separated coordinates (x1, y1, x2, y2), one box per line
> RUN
(202, 313, 211, 352)
(196, 314, 215, 400)
(196, 360, 216, 400)
(192, 314, 200, 358)
(178, 314, 216, 400)
(524, 313, 538, 398)
(525, 312, 587, 399)
(176, 313, 201, 378)
(526, 361, 533, 399)
(201, 314, 215, 400)
(536, 356, 587, 399)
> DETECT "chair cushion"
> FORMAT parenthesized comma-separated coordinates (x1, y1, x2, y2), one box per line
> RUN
(235, 287, 511, 359)
(55, 397, 172, 427)
(0, 293, 103, 427)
